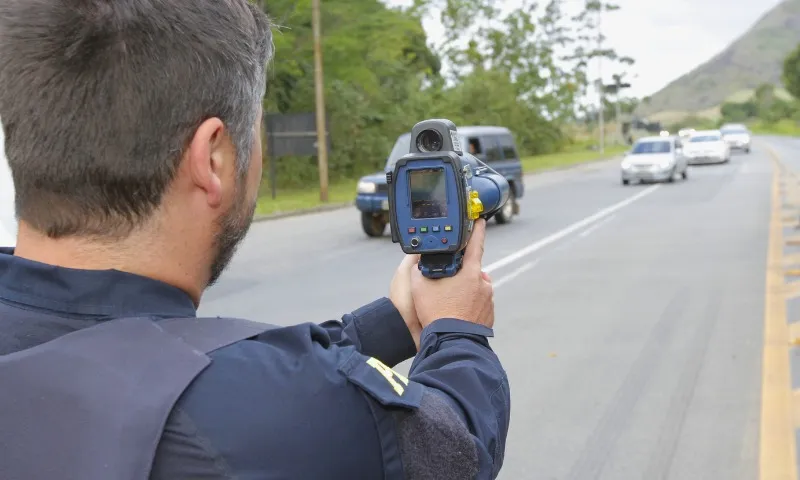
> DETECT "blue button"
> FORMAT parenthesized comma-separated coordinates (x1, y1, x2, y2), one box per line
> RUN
(432, 226, 440, 232)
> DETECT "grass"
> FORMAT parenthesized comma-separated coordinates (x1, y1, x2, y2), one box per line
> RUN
(255, 143, 629, 216)
(256, 180, 357, 216)
(521, 144, 628, 173)
(749, 119, 800, 137)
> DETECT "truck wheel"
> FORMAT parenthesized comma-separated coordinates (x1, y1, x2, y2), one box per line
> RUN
(495, 189, 516, 225)
(361, 212, 387, 237)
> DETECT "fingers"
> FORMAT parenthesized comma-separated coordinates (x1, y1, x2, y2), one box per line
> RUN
(463, 219, 487, 267)
(400, 253, 421, 271)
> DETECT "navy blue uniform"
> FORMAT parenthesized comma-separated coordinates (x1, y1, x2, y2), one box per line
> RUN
(0, 248, 510, 479)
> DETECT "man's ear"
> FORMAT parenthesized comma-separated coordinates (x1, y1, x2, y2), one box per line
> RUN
(186, 118, 228, 209)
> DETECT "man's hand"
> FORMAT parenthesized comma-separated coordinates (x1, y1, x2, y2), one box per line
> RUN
(411, 219, 494, 329)
(389, 253, 423, 350)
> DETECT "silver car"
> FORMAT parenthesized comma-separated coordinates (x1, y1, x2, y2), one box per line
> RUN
(720, 124, 751, 153)
(620, 136, 689, 185)
(683, 130, 731, 164)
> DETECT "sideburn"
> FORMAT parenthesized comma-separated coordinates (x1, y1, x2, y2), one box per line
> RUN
(207, 174, 257, 287)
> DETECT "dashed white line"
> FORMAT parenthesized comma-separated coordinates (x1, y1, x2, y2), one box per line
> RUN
(484, 185, 660, 274)
(493, 260, 539, 289)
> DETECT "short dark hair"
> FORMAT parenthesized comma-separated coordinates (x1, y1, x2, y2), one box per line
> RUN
(0, 0, 274, 238)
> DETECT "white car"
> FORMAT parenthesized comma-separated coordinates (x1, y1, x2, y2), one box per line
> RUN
(0, 118, 17, 247)
(620, 135, 689, 185)
(719, 124, 751, 153)
(683, 130, 731, 165)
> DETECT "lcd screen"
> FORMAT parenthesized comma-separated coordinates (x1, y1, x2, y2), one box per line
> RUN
(409, 168, 447, 219)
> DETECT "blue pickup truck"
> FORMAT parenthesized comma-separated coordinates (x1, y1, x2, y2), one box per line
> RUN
(355, 125, 525, 237)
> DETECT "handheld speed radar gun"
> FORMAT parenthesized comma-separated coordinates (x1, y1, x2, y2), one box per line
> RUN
(387, 119, 510, 279)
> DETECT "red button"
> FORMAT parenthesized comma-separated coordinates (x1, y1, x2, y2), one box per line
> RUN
(408, 227, 416, 234)
(441, 238, 448, 244)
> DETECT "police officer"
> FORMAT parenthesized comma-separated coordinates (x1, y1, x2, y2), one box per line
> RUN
(0, 1, 510, 479)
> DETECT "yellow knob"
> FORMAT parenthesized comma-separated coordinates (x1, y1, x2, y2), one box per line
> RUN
(468, 190, 483, 220)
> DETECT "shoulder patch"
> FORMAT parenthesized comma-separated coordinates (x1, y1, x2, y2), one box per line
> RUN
(338, 351, 423, 410)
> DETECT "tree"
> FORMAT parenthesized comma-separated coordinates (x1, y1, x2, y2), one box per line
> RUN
(783, 43, 800, 100)
(248, 0, 637, 191)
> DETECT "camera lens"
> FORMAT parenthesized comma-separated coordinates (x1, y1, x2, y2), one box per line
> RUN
(416, 130, 443, 152)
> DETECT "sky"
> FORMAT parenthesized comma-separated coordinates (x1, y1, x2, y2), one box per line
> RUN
(386, 0, 786, 99)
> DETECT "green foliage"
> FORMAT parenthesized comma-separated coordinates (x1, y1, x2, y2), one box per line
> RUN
(255, 0, 635, 190)
(750, 118, 800, 136)
(717, 81, 800, 131)
(784, 42, 800, 100)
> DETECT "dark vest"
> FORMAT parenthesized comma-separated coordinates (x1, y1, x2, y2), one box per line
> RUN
(0, 316, 276, 480)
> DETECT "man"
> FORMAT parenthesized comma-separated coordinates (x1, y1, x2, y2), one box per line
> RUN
(0, 1, 509, 479)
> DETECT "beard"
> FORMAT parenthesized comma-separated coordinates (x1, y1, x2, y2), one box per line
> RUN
(207, 180, 257, 287)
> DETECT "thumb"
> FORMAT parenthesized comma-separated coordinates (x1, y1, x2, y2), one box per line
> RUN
(463, 219, 487, 267)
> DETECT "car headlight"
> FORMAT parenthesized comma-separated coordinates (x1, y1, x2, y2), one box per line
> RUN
(357, 181, 377, 194)
(659, 160, 673, 169)
(621, 161, 632, 170)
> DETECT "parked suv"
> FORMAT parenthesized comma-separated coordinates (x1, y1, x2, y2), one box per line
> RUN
(355, 125, 525, 237)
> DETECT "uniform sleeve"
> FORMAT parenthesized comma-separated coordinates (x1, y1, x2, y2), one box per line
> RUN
(337, 316, 510, 479)
(317, 297, 416, 367)
(170, 318, 509, 480)
(324, 306, 510, 479)
(401, 318, 511, 479)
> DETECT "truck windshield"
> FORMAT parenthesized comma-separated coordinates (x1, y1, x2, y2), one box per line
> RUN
(384, 132, 469, 170)
(384, 134, 411, 171)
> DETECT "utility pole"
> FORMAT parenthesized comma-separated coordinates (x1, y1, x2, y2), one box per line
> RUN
(604, 75, 631, 145)
(615, 94, 622, 144)
(614, 75, 622, 144)
(597, 4, 604, 154)
(311, 0, 329, 202)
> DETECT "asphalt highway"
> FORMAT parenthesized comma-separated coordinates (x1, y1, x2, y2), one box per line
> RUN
(199, 137, 794, 479)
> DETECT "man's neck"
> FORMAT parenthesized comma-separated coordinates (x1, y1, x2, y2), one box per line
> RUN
(13, 222, 204, 305)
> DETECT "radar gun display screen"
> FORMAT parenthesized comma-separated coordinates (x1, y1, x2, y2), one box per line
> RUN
(410, 168, 448, 219)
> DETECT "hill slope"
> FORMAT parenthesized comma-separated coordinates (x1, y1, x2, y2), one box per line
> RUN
(636, 0, 800, 118)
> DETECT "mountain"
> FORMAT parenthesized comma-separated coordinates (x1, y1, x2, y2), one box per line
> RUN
(635, 0, 800, 121)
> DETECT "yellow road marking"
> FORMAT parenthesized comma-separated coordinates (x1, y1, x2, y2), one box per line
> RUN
(787, 282, 800, 299)
(790, 322, 800, 346)
(794, 390, 800, 429)
(784, 253, 800, 267)
(760, 146, 798, 480)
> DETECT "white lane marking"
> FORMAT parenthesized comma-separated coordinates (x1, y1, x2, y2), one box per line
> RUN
(579, 214, 616, 238)
(493, 260, 539, 289)
(484, 185, 660, 274)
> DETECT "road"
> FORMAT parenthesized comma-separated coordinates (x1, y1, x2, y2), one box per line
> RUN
(199, 137, 798, 479)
